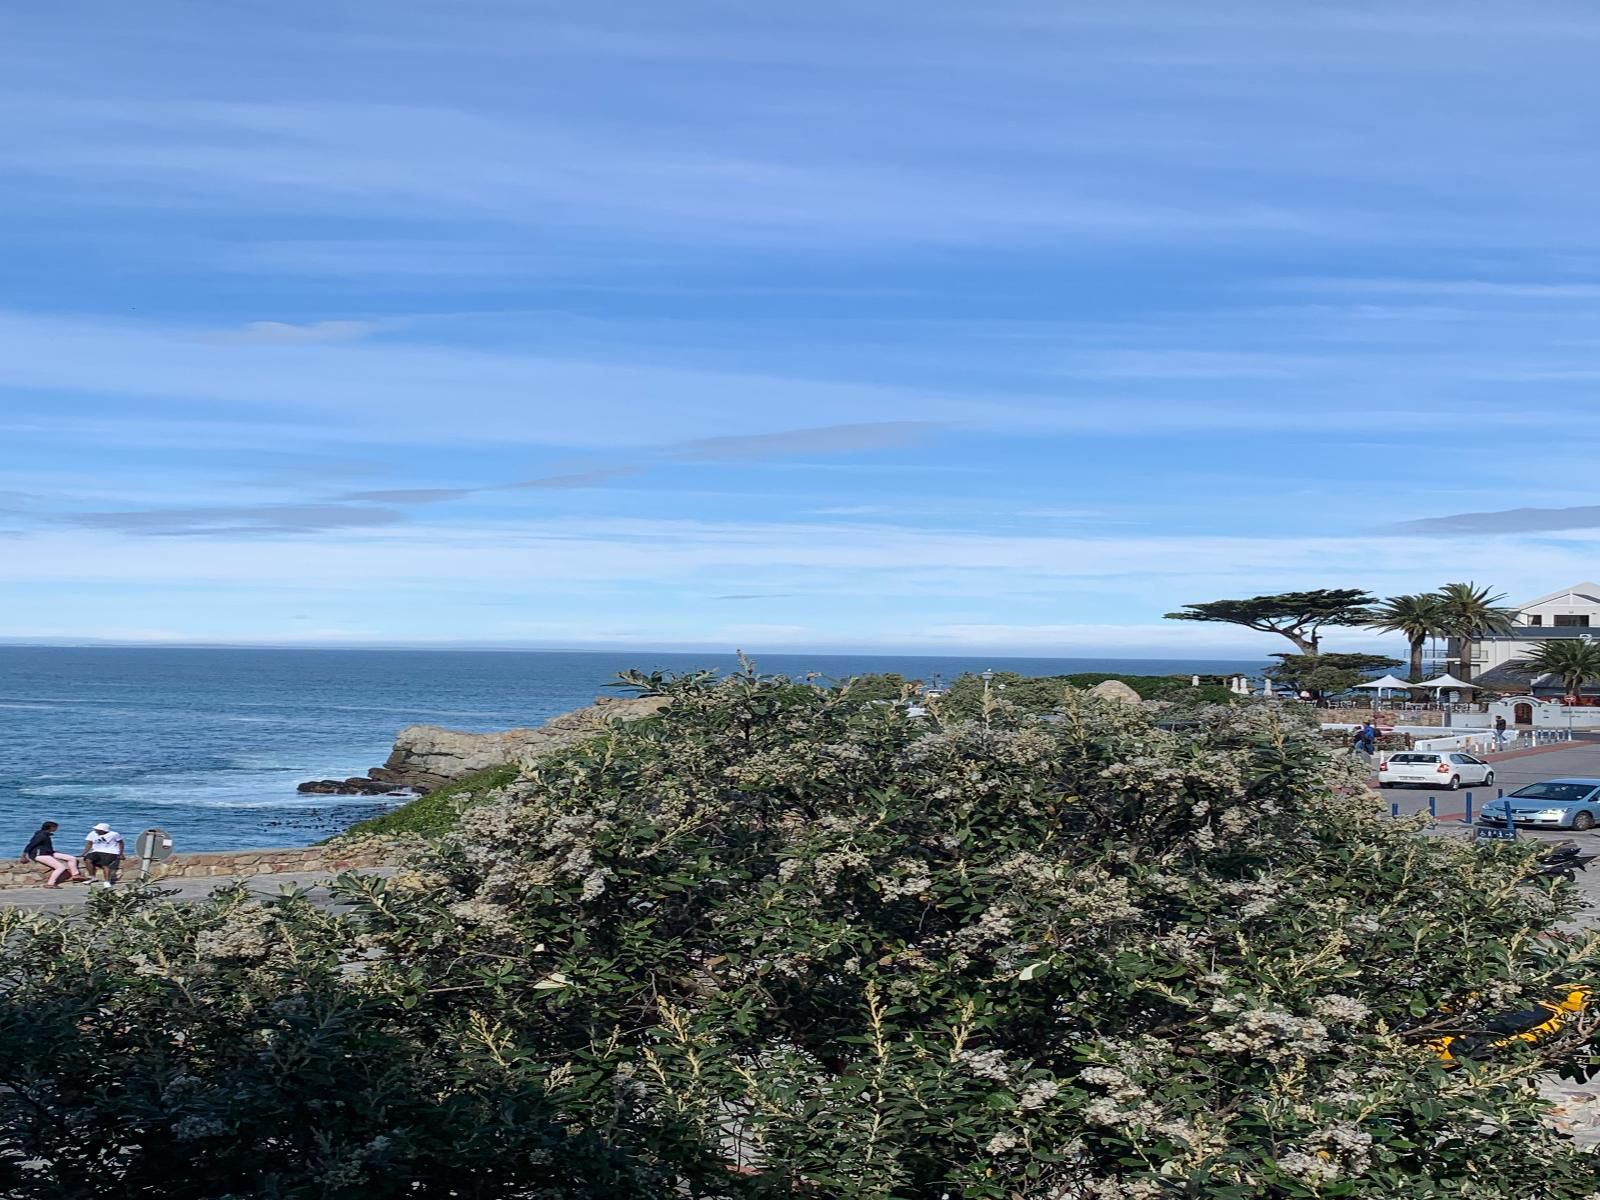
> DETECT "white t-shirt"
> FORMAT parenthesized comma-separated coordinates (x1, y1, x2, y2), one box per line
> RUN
(86, 830, 121, 855)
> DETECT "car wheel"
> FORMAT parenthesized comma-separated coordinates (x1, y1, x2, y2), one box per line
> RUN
(1484, 771, 1494, 786)
(1378, 781, 1393, 789)
(1449, 776, 1461, 790)
(1573, 811, 1596, 832)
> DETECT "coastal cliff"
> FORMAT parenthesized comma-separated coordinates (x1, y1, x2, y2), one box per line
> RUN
(298, 694, 669, 795)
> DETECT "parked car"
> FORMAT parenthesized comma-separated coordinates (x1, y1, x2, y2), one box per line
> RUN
(1376, 751, 1494, 790)
(1478, 779, 1600, 832)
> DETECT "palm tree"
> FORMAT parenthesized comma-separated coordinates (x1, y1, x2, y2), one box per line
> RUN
(1433, 582, 1518, 682)
(1367, 593, 1445, 681)
(1512, 638, 1600, 700)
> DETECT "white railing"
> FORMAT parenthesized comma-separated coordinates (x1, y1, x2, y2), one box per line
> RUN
(1412, 730, 1571, 753)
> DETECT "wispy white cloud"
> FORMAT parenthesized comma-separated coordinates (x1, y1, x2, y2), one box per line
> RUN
(201, 320, 380, 345)
(1388, 506, 1600, 535)
(62, 502, 404, 536)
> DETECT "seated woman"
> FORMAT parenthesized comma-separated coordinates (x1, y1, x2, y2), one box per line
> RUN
(20, 821, 84, 888)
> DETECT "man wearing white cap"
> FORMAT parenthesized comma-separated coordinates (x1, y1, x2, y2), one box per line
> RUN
(82, 823, 125, 887)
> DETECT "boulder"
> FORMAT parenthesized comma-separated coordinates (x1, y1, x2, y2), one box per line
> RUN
(1089, 679, 1143, 706)
(296, 777, 410, 796)
(304, 695, 671, 795)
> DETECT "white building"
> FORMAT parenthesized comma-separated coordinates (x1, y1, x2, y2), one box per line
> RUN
(1463, 582, 1600, 693)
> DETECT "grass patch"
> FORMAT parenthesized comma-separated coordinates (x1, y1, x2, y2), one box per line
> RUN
(340, 764, 520, 839)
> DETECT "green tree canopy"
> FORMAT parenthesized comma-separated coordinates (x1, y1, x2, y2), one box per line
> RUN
(1514, 638, 1600, 699)
(3, 670, 1598, 1198)
(1165, 588, 1377, 653)
(1267, 652, 1405, 698)
(1367, 593, 1447, 681)
(1435, 582, 1518, 682)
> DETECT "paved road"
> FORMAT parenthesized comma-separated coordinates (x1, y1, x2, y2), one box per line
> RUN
(1378, 740, 1600, 824)
(1380, 740, 1600, 1146)
(0, 869, 389, 913)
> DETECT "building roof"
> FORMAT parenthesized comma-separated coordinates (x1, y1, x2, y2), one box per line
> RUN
(1518, 582, 1600, 610)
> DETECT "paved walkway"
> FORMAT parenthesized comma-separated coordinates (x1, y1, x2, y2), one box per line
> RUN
(0, 869, 386, 912)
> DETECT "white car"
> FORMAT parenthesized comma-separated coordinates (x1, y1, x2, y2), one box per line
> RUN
(1377, 751, 1495, 790)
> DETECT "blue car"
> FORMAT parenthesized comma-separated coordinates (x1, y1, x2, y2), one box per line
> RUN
(1477, 779, 1600, 831)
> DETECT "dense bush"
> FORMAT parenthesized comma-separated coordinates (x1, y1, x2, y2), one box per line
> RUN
(936, 670, 1239, 716)
(342, 763, 521, 839)
(3, 669, 1599, 1198)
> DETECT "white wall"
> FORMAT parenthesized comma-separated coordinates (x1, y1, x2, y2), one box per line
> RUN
(1487, 698, 1600, 729)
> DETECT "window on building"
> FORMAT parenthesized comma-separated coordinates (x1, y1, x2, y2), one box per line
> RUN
(1528, 615, 1543, 626)
(1554, 615, 1591, 627)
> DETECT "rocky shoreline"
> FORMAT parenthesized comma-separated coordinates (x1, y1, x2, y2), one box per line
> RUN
(297, 693, 669, 796)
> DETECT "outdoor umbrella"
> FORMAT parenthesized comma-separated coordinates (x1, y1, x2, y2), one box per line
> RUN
(1354, 674, 1415, 702)
(1416, 673, 1479, 703)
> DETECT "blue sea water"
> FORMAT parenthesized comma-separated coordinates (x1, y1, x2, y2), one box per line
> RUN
(0, 647, 1266, 853)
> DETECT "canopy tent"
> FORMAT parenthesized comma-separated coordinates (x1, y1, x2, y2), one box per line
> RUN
(1416, 673, 1479, 691)
(1355, 675, 1415, 692)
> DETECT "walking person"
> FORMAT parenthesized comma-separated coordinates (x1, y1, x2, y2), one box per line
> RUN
(19, 821, 85, 888)
(82, 823, 125, 888)
(1353, 721, 1378, 762)
(1494, 714, 1508, 752)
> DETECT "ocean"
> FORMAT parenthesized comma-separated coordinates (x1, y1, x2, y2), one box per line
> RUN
(1, 647, 1266, 854)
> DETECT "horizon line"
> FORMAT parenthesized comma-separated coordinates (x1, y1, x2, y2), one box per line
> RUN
(0, 636, 1274, 663)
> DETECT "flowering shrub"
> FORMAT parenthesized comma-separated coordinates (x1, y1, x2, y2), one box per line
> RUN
(3, 669, 1599, 1198)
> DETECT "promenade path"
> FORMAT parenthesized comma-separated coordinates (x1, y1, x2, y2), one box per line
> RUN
(0, 867, 392, 913)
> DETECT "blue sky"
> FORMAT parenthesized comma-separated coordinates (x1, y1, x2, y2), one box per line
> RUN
(5, 1, 1600, 656)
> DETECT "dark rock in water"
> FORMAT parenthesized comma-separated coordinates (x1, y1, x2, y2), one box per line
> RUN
(296, 777, 399, 796)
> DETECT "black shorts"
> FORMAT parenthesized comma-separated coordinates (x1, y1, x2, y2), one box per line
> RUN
(85, 852, 120, 869)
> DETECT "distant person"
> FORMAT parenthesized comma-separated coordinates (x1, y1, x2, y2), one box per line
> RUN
(1494, 715, 1508, 751)
(82, 823, 125, 887)
(1353, 722, 1378, 758)
(19, 821, 84, 888)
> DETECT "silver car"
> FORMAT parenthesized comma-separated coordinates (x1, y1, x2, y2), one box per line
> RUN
(1477, 779, 1600, 831)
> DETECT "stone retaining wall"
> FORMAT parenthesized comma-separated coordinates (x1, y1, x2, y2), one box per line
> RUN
(0, 840, 397, 890)
(1313, 709, 1446, 727)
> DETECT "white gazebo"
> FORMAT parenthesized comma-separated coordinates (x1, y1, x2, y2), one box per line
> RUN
(1354, 675, 1414, 703)
(1416, 673, 1479, 703)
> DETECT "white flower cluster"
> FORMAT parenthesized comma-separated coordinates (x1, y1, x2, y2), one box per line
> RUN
(192, 902, 280, 961)
(1203, 1002, 1329, 1061)
(1311, 994, 1371, 1025)
(876, 863, 933, 902)
(1312, 1120, 1374, 1174)
(1275, 1149, 1341, 1183)
(809, 846, 870, 895)
(958, 1047, 1015, 1083)
(1078, 1065, 1163, 1129)
(1218, 877, 1285, 919)
(949, 904, 1017, 958)
(1017, 1078, 1060, 1110)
